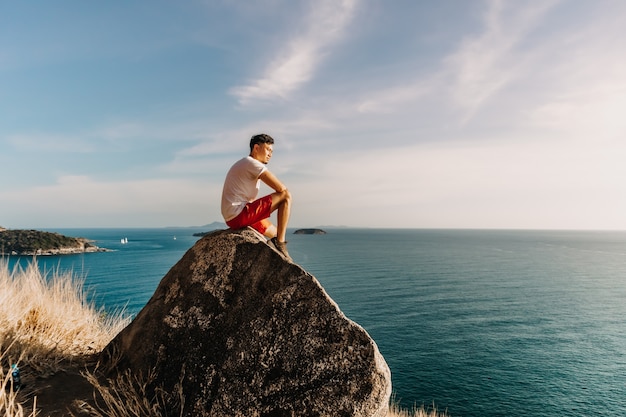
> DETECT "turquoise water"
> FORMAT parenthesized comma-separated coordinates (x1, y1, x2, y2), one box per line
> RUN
(8, 228, 626, 416)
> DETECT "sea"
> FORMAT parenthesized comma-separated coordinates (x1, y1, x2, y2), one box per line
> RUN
(6, 228, 626, 417)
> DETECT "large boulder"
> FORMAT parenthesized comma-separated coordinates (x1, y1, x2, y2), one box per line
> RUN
(102, 228, 391, 417)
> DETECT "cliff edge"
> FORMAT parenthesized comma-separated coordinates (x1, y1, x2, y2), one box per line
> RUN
(103, 228, 391, 417)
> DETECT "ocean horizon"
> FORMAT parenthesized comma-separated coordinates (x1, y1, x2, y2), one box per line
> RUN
(7, 227, 626, 416)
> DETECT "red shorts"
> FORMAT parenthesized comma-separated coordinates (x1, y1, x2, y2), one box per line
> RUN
(226, 195, 273, 235)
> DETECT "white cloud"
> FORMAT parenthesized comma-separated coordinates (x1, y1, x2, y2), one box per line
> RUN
(347, 1, 563, 124)
(443, 0, 561, 122)
(230, 0, 358, 104)
(356, 79, 433, 114)
(522, 17, 626, 136)
(288, 131, 626, 229)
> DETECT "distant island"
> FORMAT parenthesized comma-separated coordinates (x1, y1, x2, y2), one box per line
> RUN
(191, 222, 228, 237)
(293, 228, 327, 235)
(189, 224, 328, 237)
(193, 228, 328, 237)
(0, 228, 108, 256)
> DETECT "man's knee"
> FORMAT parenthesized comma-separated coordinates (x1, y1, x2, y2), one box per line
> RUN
(276, 189, 291, 204)
(282, 189, 291, 202)
(271, 189, 291, 211)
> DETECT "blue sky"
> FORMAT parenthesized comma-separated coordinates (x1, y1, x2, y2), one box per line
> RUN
(2, 0, 626, 229)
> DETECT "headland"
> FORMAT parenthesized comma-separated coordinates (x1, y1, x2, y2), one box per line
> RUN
(0, 228, 109, 256)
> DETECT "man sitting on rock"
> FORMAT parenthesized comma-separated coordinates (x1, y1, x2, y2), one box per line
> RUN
(221, 133, 292, 261)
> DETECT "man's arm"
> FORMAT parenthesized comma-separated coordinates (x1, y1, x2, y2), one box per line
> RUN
(259, 170, 287, 193)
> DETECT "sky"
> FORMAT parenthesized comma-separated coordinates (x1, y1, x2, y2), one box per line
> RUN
(2, 0, 626, 230)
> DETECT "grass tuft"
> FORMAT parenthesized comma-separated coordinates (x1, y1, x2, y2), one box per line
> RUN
(1, 258, 131, 416)
(387, 399, 450, 417)
(1, 357, 37, 417)
(0, 258, 129, 369)
(71, 369, 168, 417)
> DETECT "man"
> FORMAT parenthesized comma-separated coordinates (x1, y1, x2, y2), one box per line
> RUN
(221, 133, 292, 261)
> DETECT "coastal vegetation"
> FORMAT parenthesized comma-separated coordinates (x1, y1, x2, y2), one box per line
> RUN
(0, 229, 105, 256)
(0, 259, 447, 417)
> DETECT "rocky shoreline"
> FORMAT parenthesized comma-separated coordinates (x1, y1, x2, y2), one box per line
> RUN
(5, 243, 111, 256)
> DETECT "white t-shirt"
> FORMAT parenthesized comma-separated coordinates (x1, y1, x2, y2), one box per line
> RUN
(221, 156, 268, 221)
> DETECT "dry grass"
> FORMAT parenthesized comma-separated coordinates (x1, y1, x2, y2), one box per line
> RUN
(1, 358, 37, 417)
(387, 400, 450, 417)
(70, 367, 185, 417)
(0, 258, 130, 417)
(0, 258, 129, 370)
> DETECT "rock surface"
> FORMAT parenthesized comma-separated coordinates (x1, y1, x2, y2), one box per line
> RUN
(102, 228, 391, 417)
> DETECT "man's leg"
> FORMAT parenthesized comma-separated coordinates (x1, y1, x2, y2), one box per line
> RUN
(269, 189, 291, 242)
(260, 219, 276, 239)
(228, 191, 291, 259)
(262, 189, 293, 261)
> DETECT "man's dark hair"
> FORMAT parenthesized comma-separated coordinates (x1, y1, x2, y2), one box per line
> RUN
(249, 133, 274, 152)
